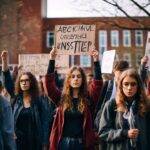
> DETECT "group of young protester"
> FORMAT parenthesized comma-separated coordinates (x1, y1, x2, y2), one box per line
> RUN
(0, 48, 150, 150)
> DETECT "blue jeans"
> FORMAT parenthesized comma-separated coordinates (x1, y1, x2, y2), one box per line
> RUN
(58, 137, 84, 150)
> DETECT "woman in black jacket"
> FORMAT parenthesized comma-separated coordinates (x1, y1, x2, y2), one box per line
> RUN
(99, 68, 148, 150)
(1, 51, 50, 150)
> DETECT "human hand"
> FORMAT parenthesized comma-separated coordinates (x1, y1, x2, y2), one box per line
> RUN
(141, 55, 148, 65)
(49, 46, 57, 60)
(128, 129, 139, 139)
(89, 49, 99, 62)
(1, 50, 8, 62)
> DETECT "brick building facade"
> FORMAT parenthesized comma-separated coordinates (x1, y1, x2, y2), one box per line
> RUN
(43, 17, 150, 69)
(0, 0, 150, 72)
(0, 0, 43, 64)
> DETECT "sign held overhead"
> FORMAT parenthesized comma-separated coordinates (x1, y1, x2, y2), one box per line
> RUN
(55, 24, 96, 55)
(101, 50, 116, 74)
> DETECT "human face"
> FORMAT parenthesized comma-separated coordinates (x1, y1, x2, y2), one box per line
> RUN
(122, 76, 137, 98)
(20, 74, 30, 91)
(70, 70, 82, 89)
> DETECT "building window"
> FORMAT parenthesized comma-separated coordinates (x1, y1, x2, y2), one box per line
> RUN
(111, 30, 119, 47)
(123, 30, 131, 47)
(46, 31, 54, 48)
(135, 30, 143, 47)
(99, 30, 107, 60)
(80, 55, 91, 67)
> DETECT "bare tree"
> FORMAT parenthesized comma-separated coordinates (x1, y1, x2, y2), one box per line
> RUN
(102, 0, 150, 17)
(70, 0, 150, 17)
(70, 0, 150, 29)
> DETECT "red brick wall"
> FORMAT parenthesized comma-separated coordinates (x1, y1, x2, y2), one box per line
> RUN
(0, 0, 42, 64)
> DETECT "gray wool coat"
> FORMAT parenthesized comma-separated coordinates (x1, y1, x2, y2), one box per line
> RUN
(99, 99, 148, 150)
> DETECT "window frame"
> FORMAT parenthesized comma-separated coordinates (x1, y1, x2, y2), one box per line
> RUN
(46, 31, 55, 48)
(80, 55, 91, 67)
(123, 30, 131, 47)
(111, 30, 119, 47)
(135, 30, 143, 47)
(99, 30, 107, 60)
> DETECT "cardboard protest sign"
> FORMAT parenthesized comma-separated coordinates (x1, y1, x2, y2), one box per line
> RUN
(145, 32, 150, 70)
(55, 24, 96, 55)
(101, 50, 116, 74)
(19, 54, 69, 76)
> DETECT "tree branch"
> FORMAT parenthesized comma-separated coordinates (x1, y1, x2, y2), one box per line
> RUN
(143, 3, 150, 8)
(102, 0, 140, 23)
(130, 0, 150, 16)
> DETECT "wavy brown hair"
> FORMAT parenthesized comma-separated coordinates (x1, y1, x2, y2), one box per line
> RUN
(15, 72, 40, 100)
(60, 66, 87, 113)
(116, 68, 148, 116)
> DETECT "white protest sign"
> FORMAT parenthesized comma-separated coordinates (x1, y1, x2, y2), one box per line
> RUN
(55, 24, 96, 55)
(145, 32, 150, 70)
(19, 54, 69, 76)
(101, 50, 116, 74)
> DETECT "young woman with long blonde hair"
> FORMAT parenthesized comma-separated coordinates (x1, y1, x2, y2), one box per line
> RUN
(99, 68, 148, 150)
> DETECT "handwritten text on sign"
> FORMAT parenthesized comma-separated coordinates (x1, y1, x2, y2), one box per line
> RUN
(55, 25, 96, 55)
(19, 54, 69, 76)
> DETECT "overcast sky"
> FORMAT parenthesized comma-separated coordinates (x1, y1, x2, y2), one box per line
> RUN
(47, 0, 150, 18)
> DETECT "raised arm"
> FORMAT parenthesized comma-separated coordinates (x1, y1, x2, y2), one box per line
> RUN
(140, 55, 149, 85)
(1, 50, 9, 72)
(1, 50, 15, 98)
(44, 47, 61, 105)
(88, 50, 103, 108)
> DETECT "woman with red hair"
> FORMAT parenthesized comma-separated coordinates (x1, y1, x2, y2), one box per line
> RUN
(44, 47, 103, 150)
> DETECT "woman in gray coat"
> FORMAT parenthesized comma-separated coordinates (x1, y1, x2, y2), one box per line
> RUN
(99, 68, 148, 150)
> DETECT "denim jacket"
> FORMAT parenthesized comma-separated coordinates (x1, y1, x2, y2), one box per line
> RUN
(0, 95, 16, 150)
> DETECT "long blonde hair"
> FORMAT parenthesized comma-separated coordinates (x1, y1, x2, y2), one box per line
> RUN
(60, 66, 87, 113)
(116, 68, 148, 116)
